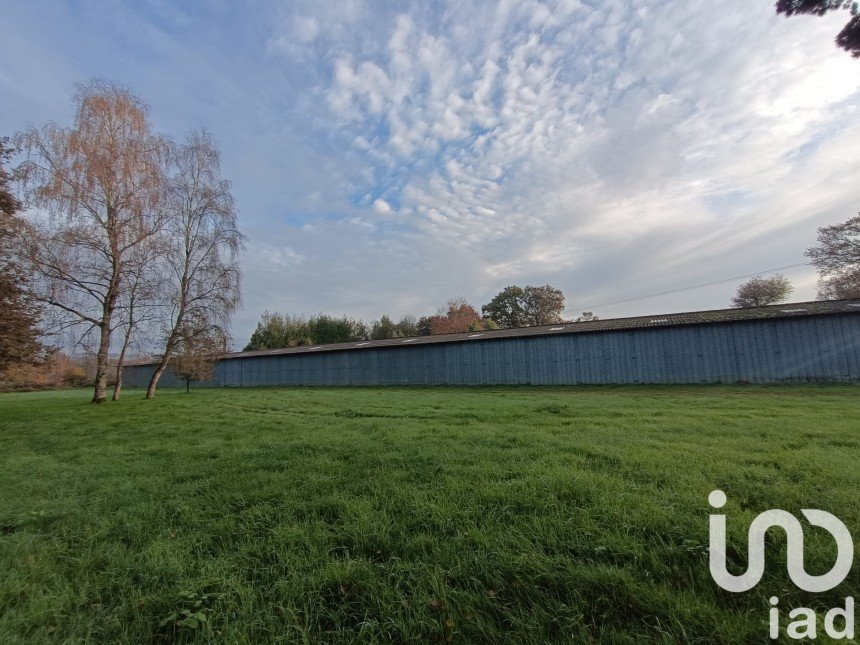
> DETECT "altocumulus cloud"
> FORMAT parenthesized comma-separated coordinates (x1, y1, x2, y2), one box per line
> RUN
(261, 0, 859, 326)
(1, 0, 858, 340)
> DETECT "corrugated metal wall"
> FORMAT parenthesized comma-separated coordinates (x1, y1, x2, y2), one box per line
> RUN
(122, 314, 860, 387)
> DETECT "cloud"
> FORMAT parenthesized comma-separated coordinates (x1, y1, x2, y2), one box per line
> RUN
(253, 243, 305, 268)
(279, 1, 859, 310)
(372, 198, 393, 215)
(2, 0, 859, 342)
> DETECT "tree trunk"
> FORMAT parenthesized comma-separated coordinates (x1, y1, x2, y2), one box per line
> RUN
(92, 322, 111, 403)
(112, 320, 133, 401)
(146, 301, 184, 400)
(186, 378, 190, 394)
(112, 345, 127, 401)
(94, 206, 121, 404)
(146, 331, 177, 399)
(113, 366, 123, 400)
(146, 360, 167, 399)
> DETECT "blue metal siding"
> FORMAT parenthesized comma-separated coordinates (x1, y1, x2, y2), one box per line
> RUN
(121, 314, 860, 387)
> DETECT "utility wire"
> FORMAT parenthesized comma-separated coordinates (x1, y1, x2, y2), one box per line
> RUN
(580, 262, 814, 311)
(229, 261, 817, 343)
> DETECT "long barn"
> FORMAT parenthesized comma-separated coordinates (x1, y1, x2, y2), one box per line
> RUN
(123, 299, 860, 387)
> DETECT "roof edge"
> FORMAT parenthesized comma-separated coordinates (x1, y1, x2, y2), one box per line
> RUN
(124, 298, 860, 366)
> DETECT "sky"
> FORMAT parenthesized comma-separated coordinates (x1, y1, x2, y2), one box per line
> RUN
(2, 0, 859, 347)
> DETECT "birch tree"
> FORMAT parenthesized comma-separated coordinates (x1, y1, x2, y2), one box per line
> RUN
(146, 131, 242, 399)
(111, 242, 161, 400)
(16, 81, 169, 403)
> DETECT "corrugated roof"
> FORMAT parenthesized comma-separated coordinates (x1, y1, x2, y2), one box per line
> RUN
(128, 299, 860, 365)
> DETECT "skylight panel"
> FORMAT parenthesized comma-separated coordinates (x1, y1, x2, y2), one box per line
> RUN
(549, 326, 565, 331)
(780, 308, 806, 313)
(402, 338, 417, 343)
(650, 319, 668, 323)
(469, 333, 484, 338)
(355, 342, 369, 346)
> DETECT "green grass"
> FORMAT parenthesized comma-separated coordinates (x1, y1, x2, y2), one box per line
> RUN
(0, 386, 858, 643)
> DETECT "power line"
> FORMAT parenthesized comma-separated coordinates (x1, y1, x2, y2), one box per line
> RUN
(580, 262, 814, 311)
(229, 261, 816, 340)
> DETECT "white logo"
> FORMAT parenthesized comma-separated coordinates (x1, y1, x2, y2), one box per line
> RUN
(708, 490, 855, 640)
(708, 489, 853, 593)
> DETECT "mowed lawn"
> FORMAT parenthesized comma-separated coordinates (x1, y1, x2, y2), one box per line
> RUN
(0, 386, 858, 643)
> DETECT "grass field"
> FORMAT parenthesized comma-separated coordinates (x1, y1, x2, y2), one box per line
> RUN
(0, 386, 858, 643)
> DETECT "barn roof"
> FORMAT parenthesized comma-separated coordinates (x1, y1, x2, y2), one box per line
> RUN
(196, 298, 860, 362)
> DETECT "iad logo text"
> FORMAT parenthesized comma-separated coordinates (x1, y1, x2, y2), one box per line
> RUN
(708, 490, 855, 640)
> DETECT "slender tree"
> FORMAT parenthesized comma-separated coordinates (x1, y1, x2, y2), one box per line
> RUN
(111, 242, 161, 400)
(16, 82, 169, 403)
(146, 131, 242, 399)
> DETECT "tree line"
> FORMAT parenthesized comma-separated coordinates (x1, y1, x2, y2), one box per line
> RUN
(243, 286, 599, 351)
(0, 81, 243, 403)
(242, 219, 860, 352)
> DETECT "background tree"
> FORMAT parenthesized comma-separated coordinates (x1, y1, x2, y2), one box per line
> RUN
(482, 285, 565, 327)
(775, 0, 860, 58)
(0, 137, 46, 377)
(816, 268, 860, 299)
(574, 312, 599, 322)
(523, 285, 565, 325)
(482, 286, 528, 328)
(416, 315, 433, 336)
(806, 213, 860, 299)
(243, 312, 367, 349)
(370, 314, 398, 340)
(307, 314, 368, 345)
(370, 314, 418, 339)
(0, 351, 93, 392)
(730, 274, 793, 307)
(146, 131, 243, 399)
(169, 320, 226, 393)
(396, 315, 419, 337)
(16, 81, 169, 403)
(244, 312, 313, 350)
(418, 298, 485, 335)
